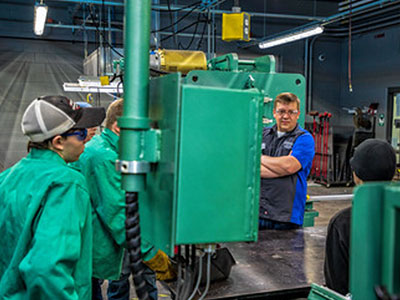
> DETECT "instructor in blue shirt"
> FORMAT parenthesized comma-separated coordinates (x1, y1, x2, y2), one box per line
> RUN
(260, 92, 315, 230)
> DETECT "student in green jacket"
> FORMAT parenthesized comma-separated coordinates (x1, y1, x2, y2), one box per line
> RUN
(0, 95, 105, 300)
(75, 99, 175, 300)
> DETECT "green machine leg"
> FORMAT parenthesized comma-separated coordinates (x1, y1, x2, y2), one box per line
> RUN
(303, 200, 319, 228)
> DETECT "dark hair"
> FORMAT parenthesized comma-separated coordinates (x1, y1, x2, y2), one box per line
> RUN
(105, 99, 124, 129)
(274, 92, 300, 110)
(26, 130, 72, 152)
(27, 139, 52, 152)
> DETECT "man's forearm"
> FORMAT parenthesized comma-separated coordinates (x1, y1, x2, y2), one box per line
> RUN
(260, 155, 301, 178)
(260, 164, 281, 178)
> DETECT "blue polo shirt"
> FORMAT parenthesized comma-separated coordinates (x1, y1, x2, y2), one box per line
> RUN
(289, 131, 315, 224)
(260, 125, 315, 225)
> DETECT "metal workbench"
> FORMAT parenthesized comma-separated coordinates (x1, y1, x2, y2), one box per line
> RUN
(206, 227, 327, 299)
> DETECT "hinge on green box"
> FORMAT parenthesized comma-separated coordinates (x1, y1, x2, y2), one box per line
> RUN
(143, 129, 161, 163)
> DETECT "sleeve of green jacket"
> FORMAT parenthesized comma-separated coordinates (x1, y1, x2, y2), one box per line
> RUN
(86, 150, 159, 260)
(89, 157, 126, 247)
(18, 182, 92, 300)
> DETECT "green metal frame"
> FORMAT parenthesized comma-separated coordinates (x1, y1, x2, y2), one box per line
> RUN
(184, 70, 306, 127)
(207, 53, 276, 73)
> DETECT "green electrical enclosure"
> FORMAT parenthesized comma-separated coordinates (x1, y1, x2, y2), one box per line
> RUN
(138, 54, 306, 256)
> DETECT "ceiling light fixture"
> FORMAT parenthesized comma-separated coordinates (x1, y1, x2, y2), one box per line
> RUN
(259, 25, 324, 49)
(34, 1, 48, 36)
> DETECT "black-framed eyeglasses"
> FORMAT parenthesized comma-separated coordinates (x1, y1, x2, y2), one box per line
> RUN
(62, 128, 88, 141)
(275, 109, 299, 116)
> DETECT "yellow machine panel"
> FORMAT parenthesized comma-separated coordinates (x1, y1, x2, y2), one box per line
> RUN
(222, 12, 251, 42)
(159, 49, 207, 74)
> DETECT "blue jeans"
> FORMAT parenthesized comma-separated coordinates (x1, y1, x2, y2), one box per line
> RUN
(259, 218, 301, 230)
(107, 251, 158, 300)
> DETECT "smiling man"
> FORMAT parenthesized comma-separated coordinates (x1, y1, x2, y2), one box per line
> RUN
(259, 92, 315, 230)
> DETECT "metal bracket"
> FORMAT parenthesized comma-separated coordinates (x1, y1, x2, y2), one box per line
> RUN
(116, 160, 150, 174)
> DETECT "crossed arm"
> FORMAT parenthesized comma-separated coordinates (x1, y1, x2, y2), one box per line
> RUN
(260, 154, 302, 178)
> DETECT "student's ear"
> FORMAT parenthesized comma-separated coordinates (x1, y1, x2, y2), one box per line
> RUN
(352, 171, 363, 185)
(50, 135, 65, 151)
(111, 121, 121, 136)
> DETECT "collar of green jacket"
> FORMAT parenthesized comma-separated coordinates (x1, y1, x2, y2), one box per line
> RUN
(29, 148, 67, 165)
(101, 128, 119, 153)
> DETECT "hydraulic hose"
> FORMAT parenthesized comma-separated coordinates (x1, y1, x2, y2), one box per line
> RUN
(125, 192, 149, 300)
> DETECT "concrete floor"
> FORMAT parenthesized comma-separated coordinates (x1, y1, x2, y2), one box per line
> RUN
(308, 183, 353, 227)
(100, 182, 353, 300)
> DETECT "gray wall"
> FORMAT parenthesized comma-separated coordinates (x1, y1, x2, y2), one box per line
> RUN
(339, 26, 400, 140)
(0, 38, 114, 171)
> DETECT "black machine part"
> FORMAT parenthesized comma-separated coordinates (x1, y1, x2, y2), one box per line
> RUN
(126, 192, 149, 300)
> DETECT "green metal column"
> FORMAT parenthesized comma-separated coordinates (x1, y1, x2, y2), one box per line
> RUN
(119, 0, 151, 191)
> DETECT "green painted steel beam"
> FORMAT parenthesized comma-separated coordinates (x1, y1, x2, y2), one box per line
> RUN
(119, 0, 151, 191)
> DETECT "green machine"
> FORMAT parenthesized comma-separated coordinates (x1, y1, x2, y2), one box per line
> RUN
(308, 182, 400, 300)
(137, 54, 306, 256)
(118, 1, 306, 298)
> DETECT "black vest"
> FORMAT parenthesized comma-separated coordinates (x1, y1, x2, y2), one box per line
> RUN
(260, 124, 305, 223)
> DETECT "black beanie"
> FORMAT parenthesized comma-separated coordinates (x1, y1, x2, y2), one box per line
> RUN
(350, 139, 396, 182)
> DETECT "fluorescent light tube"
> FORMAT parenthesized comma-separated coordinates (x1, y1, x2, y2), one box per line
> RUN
(259, 25, 324, 49)
(34, 3, 48, 36)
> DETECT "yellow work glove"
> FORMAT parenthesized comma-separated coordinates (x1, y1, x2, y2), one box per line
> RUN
(143, 250, 176, 281)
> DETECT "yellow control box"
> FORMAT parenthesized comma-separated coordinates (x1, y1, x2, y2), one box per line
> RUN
(222, 12, 250, 42)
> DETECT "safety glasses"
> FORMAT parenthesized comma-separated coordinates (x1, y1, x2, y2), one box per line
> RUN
(62, 128, 88, 141)
(275, 109, 299, 117)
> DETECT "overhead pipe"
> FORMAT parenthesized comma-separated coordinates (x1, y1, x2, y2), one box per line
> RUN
(46, 23, 223, 40)
(255, 0, 400, 49)
(325, 13, 400, 33)
(321, 0, 400, 26)
(324, 19, 400, 37)
(329, 2, 400, 27)
(46, 23, 122, 32)
(46, 0, 323, 21)
(152, 5, 324, 21)
(307, 35, 320, 113)
(304, 38, 309, 111)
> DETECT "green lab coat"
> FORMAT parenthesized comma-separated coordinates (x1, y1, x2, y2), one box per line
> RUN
(74, 128, 157, 280)
(0, 148, 92, 300)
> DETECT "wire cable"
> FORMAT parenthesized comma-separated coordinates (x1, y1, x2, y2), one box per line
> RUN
(348, 1, 352, 92)
(187, 253, 204, 300)
(198, 252, 212, 300)
(180, 266, 194, 300)
(160, 19, 202, 42)
(166, 0, 179, 48)
(88, 4, 124, 57)
(151, 1, 201, 12)
(152, 4, 200, 33)
(196, 14, 208, 50)
(175, 250, 183, 300)
(178, 13, 202, 50)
